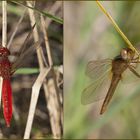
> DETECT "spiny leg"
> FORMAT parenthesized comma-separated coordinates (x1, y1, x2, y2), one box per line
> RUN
(128, 65, 140, 78)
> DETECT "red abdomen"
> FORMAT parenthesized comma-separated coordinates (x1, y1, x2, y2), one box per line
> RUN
(2, 79, 12, 127)
(0, 58, 12, 127)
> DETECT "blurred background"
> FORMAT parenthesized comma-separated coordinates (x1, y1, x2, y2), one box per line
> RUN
(0, 1, 63, 139)
(64, 1, 140, 139)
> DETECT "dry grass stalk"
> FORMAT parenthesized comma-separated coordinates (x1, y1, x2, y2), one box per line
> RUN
(40, 15, 53, 66)
(26, 1, 44, 69)
(0, 1, 7, 114)
(24, 68, 51, 139)
(7, 8, 26, 49)
(46, 1, 62, 28)
(2, 1, 7, 47)
(41, 15, 62, 138)
(24, 1, 62, 139)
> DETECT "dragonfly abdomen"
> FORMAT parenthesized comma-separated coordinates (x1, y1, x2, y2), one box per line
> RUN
(100, 74, 121, 114)
(0, 58, 12, 127)
(2, 79, 12, 127)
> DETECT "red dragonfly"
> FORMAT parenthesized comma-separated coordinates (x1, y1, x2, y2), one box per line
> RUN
(82, 48, 140, 114)
(0, 26, 40, 127)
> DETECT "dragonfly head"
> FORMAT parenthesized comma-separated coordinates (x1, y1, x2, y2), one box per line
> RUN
(121, 48, 135, 61)
(0, 47, 10, 57)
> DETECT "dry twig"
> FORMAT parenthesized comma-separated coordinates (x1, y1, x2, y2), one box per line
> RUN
(41, 15, 62, 138)
(46, 1, 62, 28)
(23, 1, 62, 138)
(0, 1, 7, 113)
(7, 8, 26, 49)
(24, 68, 51, 139)
(2, 1, 7, 47)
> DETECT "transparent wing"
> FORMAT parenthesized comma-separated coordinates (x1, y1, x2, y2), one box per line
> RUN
(11, 41, 41, 73)
(86, 59, 112, 80)
(81, 59, 112, 105)
(16, 23, 36, 55)
(8, 23, 42, 73)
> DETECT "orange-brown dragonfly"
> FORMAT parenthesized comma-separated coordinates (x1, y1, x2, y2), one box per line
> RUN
(81, 48, 140, 114)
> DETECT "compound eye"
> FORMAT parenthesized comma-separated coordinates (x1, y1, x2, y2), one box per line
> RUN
(121, 49, 128, 60)
(0, 48, 10, 57)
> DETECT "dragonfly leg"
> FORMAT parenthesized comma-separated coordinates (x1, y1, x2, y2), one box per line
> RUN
(130, 57, 140, 63)
(132, 56, 139, 60)
(129, 57, 140, 68)
(128, 65, 140, 78)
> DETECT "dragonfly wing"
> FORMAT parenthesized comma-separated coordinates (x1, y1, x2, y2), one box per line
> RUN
(86, 59, 112, 80)
(15, 23, 36, 55)
(81, 66, 111, 105)
(11, 41, 41, 73)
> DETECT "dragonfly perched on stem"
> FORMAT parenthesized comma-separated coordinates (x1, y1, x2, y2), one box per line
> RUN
(0, 24, 41, 127)
(81, 48, 140, 114)
(82, 1, 140, 114)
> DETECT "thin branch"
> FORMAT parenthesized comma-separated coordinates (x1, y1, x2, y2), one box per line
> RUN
(24, 68, 51, 139)
(0, 0, 7, 114)
(40, 48, 49, 67)
(26, 1, 44, 69)
(2, 1, 7, 47)
(40, 15, 53, 66)
(26, 1, 62, 138)
(7, 8, 26, 49)
(40, 15, 62, 138)
(46, 1, 62, 28)
(96, 0, 140, 57)
(12, 1, 63, 24)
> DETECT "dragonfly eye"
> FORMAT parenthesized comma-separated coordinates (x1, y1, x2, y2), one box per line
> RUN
(121, 49, 128, 60)
(121, 48, 135, 60)
(0, 48, 10, 57)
